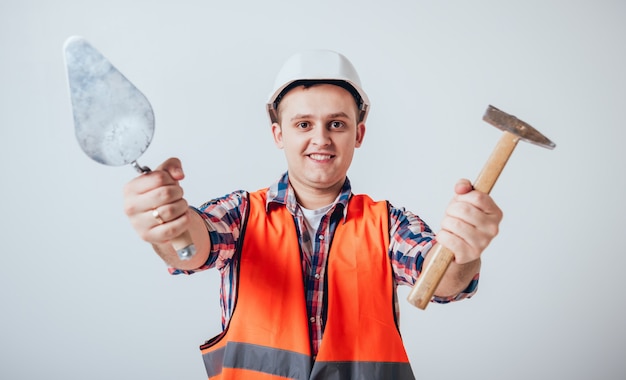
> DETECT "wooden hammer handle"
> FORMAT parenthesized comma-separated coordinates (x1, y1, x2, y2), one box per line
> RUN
(407, 131, 519, 309)
(406, 243, 454, 308)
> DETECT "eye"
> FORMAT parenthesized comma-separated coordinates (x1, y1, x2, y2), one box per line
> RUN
(330, 121, 344, 129)
(297, 122, 309, 129)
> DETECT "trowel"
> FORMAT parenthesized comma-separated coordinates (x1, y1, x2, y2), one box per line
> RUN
(63, 36, 196, 260)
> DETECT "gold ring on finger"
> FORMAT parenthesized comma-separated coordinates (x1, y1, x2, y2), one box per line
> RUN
(152, 208, 165, 225)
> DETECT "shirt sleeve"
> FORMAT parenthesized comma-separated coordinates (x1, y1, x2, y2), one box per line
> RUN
(388, 203, 479, 303)
(169, 190, 248, 275)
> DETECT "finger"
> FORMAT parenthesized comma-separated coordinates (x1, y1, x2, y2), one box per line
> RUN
(453, 190, 502, 217)
(123, 170, 179, 204)
(156, 157, 185, 181)
(144, 198, 189, 228)
(124, 180, 184, 217)
(142, 183, 185, 212)
(454, 178, 473, 195)
(441, 212, 492, 246)
(141, 206, 193, 244)
(123, 157, 183, 198)
(445, 199, 497, 230)
(434, 229, 477, 264)
(446, 198, 501, 240)
(440, 214, 478, 247)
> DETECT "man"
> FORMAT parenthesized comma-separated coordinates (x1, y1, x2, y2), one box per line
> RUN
(123, 50, 502, 379)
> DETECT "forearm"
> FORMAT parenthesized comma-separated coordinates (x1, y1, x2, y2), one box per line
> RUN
(432, 258, 481, 298)
(153, 210, 211, 271)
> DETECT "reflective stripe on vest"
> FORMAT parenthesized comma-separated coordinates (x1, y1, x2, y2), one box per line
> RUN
(200, 190, 415, 379)
(204, 342, 312, 379)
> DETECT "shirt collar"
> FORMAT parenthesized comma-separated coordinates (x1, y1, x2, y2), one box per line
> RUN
(266, 172, 352, 221)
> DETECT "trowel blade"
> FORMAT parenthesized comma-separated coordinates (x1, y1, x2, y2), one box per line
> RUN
(64, 36, 154, 167)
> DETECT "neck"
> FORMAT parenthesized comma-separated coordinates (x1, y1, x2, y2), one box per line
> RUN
(291, 181, 343, 210)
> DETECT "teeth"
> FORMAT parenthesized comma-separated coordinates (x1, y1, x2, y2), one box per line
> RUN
(310, 154, 332, 160)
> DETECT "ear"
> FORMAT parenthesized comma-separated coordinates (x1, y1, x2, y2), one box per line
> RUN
(271, 122, 284, 149)
(355, 122, 366, 148)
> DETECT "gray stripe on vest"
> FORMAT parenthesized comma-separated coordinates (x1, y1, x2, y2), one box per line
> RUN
(203, 342, 414, 379)
(203, 341, 312, 379)
(202, 346, 225, 378)
(311, 361, 415, 380)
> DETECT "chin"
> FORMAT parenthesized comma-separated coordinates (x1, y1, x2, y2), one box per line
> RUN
(308, 175, 343, 188)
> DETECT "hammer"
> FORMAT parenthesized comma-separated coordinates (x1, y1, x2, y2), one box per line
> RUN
(407, 105, 556, 310)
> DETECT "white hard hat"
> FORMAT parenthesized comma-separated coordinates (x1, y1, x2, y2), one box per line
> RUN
(266, 50, 370, 123)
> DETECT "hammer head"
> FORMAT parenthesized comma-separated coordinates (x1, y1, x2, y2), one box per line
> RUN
(483, 105, 556, 149)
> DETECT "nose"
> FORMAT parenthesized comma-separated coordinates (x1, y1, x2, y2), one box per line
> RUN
(311, 125, 331, 146)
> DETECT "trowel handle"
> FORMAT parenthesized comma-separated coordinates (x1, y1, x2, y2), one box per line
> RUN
(406, 132, 519, 309)
(172, 230, 197, 261)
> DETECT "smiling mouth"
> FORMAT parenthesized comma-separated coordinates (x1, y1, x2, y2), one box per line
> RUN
(308, 154, 335, 161)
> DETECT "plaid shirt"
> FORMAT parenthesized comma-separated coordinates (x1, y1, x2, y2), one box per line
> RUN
(171, 173, 478, 355)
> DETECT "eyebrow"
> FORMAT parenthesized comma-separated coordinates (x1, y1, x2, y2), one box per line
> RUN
(290, 112, 352, 122)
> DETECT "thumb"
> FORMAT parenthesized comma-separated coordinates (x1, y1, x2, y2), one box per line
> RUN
(157, 157, 185, 181)
(454, 178, 473, 195)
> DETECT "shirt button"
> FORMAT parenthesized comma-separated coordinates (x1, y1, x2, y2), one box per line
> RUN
(314, 273, 321, 280)
(318, 235, 324, 240)
(310, 317, 316, 323)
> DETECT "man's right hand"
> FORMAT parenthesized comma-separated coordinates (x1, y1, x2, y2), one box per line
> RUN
(123, 157, 191, 246)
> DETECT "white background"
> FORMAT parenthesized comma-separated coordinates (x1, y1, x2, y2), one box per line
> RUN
(1, 1, 624, 379)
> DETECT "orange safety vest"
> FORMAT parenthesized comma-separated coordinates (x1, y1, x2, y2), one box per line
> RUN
(200, 190, 415, 380)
